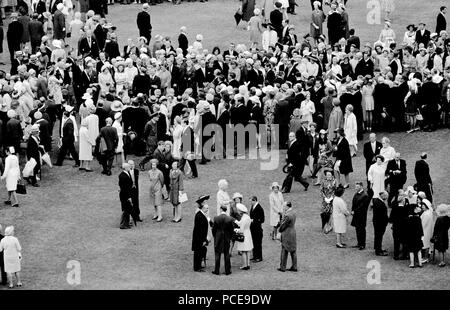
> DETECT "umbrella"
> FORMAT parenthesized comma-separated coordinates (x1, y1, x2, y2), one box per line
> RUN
(234, 7, 243, 26)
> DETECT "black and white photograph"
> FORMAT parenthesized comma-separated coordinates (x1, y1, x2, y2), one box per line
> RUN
(0, 0, 449, 299)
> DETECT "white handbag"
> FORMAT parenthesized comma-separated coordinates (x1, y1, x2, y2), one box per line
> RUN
(22, 158, 37, 177)
(179, 192, 188, 203)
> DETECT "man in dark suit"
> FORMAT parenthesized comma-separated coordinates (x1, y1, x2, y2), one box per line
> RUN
(92, 16, 107, 51)
(28, 13, 44, 53)
(0, 225, 7, 285)
(363, 133, 382, 183)
(345, 29, 360, 53)
(79, 30, 99, 58)
(118, 163, 134, 229)
(26, 125, 42, 187)
(436, 6, 447, 34)
(223, 42, 239, 58)
(372, 191, 389, 256)
(136, 3, 152, 44)
(414, 152, 433, 202)
(55, 109, 80, 168)
(389, 190, 409, 260)
(249, 196, 264, 262)
(192, 195, 210, 272)
(5, 110, 23, 155)
(148, 68, 161, 95)
(211, 203, 234, 275)
(284, 60, 298, 85)
(53, 3, 66, 41)
(278, 201, 297, 272)
(350, 182, 371, 250)
(178, 26, 188, 56)
(179, 109, 198, 178)
(385, 152, 407, 205)
(416, 22, 431, 47)
(270, 2, 283, 38)
(96, 117, 118, 176)
(282, 131, 309, 193)
(128, 160, 142, 222)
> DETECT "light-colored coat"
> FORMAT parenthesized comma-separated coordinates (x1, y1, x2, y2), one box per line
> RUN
(344, 112, 358, 148)
(367, 163, 386, 199)
(332, 197, 350, 234)
(216, 190, 231, 216)
(328, 106, 343, 140)
(0, 236, 21, 273)
(79, 126, 95, 161)
(269, 191, 284, 227)
(421, 209, 434, 249)
(236, 213, 254, 252)
(2, 154, 20, 191)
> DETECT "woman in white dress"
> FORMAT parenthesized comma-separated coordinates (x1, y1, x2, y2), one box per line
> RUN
(171, 115, 183, 160)
(419, 198, 434, 263)
(1, 147, 20, 207)
(344, 104, 358, 156)
(0, 226, 22, 288)
(332, 186, 350, 248)
(269, 181, 284, 240)
(112, 112, 125, 165)
(367, 155, 387, 199)
(98, 65, 114, 95)
(114, 62, 127, 95)
(234, 204, 254, 270)
(78, 118, 95, 172)
(69, 12, 84, 51)
(378, 21, 396, 48)
(299, 92, 316, 124)
(362, 79, 375, 131)
(402, 24, 416, 48)
(379, 137, 396, 167)
(216, 179, 230, 216)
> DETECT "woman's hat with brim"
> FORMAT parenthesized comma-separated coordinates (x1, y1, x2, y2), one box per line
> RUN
(319, 129, 328, 135)
(196, 195, 210, 204)
(406, 24, 417, 31)
(232, 192, 243, 200)
(114, 112, 122, 120)
(271, 182, 281, 190)
(111, 100, 124, 112)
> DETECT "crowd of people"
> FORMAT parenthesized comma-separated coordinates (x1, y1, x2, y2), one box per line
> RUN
(0, 0, 449, 285)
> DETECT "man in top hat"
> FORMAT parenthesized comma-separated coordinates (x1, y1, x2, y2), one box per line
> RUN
(26, 124, 42, 187)
(137, 3, 152, 45)
(270, 2, 284, 39)
(192, 195, 211, 272)
(55, 107, 81, 168)
(211, 202, 234, 275)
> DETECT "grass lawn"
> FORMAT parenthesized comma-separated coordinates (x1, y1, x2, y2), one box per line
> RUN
(1, 0, 449, 290)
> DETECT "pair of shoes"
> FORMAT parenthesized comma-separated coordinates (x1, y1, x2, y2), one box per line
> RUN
(417, 264, 423, 268)
(199, 161, 207, 165)
(277, 268, 285, 272)
(211, 271, 219, 275)
(8, 284, 13, 289)
(4, 200, 11, 205)
(336, 243, 346, 248)
(239, 266, 250, 270)
(174, 219, 182, 223)
(409, 264, 415, 268)
(78, 167, 85, 171)
(288, 267, 298, 272)
(420, 259, 429, 264)
(156, 218, 163, 222)
(32, 183, 40, 187)
(304, 184, 309, 191)
(12, 204, 19, 208)
(438, 262, 446, 267)
(376, 251, 388, 256)
(120, 226, 131, 229)
(17, 282, 22, 287)
(106, 171, 112, 176)
(254, 258, 262, 262)
(359, 246, 365, 250)
(152, 216, 158, 220)
(225, 272, 232, 275)
(84, 169, 93, 172)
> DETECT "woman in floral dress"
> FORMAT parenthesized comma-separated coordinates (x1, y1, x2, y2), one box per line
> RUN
(263, 90, 277, 146)
(320, 169, 337, 232)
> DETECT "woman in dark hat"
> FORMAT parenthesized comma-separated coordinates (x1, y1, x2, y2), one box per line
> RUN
(333, 128, 352, 188)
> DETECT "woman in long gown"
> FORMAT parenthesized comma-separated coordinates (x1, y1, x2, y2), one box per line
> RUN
(69, 12, 84, 50)
(269, 182, 284, 240)
(1, 147, 20, 207)
(310, 2, 325, 43)
(149, 159, 165, 222)
(48, 68, 63, 105)
(114, 62, 127, 95)
(171, 116, 183, 160)
(79, 118, 95, 172)
(367, 155, 386, 199)
(344, 104, 357, 156)
(112, 113, 125, 165)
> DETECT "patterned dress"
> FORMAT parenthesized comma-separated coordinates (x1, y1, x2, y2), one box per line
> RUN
(320, 177, 336, 215)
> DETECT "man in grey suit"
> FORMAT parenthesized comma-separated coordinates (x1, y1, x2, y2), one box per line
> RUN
(212, 204, 234, 275)
(278, 201, 297, 272)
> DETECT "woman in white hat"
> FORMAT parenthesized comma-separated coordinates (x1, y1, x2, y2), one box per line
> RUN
(1, 146, 20, 207)
(0, 226, 22, 288)
(378, 20, 396, 48)
(112, 112, 125, 165)
(78, 118, 95, 172)
(98, 64, 114, 95)
(50, 40, 66, 64)
(234, 203, 254, 270)
(269, 182, 284, 240)
(406, 186, 418, 204)
(216, 179, 231, 216)
(114, 61, 127, 94)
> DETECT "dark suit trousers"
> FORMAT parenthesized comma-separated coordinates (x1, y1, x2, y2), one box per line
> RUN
(282, 164, 308, 192)
(131, 188, 140, 217)
(100, 150, 115, 173)
(139, 29, 151, 45)
(250, 226, 263, 260)
(56, 141, 80, 165)
(280, 247, 297, 270)
(193, 246, 207, 271)
(373, 222, 387, 252)
(355, 225, 366, 247)
(29, 162, 41, 185)
(180, 157, 198, 177)
(214, 250, 231, 274)
(392, 225, 407, 258)
(388, 183, 402, 206)
(120, 200, 131, 228)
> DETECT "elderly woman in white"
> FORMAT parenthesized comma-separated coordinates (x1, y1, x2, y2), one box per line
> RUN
(344, 104, 358, 156)
(332, 186, 350, 248)
(216, 179, 231, 216)
(299, 92, 316, 124)
(379, 137, 396, 167)
(269, 182, 284, 240)
(234, 204, 254, 270)
(1, 146, 20, 207)
(0, 226, 22, 288)
(112, 112, 125, 165)
(419, 194, 434, 264)
(79, 118, 95, 172)
(368, 155, 387, 199)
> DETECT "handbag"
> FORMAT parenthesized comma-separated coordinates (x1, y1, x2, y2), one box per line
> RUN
(16, 179, 27, 195)
(22, 158, 37, 177)
(232, 230, 245, 242)
(179, 192, 188, 203)
(416, 109, 423, 121)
